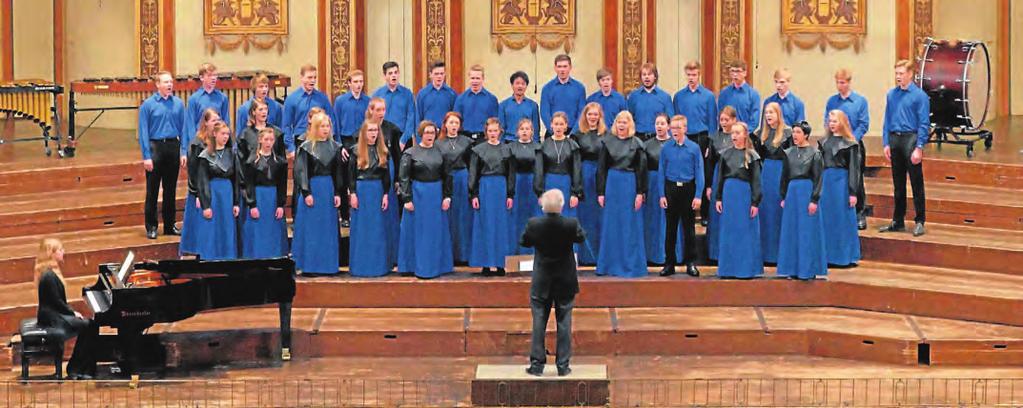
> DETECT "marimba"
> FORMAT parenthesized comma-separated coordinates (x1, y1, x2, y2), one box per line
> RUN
(67, 71, 291, 157)
(0, 80, 64, 156)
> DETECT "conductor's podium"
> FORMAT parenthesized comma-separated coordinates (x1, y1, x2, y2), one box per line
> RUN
(471, 364, 609, 407)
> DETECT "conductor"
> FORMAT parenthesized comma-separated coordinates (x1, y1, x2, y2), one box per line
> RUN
(520, 189, 586, 377)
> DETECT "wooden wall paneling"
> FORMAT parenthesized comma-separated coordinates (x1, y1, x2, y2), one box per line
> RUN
(413, 0, 456, 92)
(413, 0, 423, 91)
(645, 0, 655, 63)
(742, 0, 751, 72)
(329, 0, 362, 97)
(449, 0, 462, 92)
(53, 0, 64, 85)
(1, 0, 11, 81)
(619, 0, 645, 91)
(895, 0, 911, 61)
(137, 0, 161, 77)
(701, 0, 716, 93)
(912, 0, 932, 58)
(317, 0, 328, 92)
(997, 0, 1010, 116)
(718, 0, 743, 88)
(161, 0, 174, 73)
(603, 0, 618, 86)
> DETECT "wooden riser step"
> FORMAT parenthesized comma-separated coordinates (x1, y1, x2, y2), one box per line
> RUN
(864, 178, 1023, 230)
(860, 218, 1023, 275)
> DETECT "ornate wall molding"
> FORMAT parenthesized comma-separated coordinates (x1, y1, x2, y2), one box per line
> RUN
(329, 0, 364, 97)
(912, 0, 932, 56)
(491, 0, 576, 54)
(613, 0, 655, 91)
(717, 0, 743, 88)
(136, 0, 161, 77)
(413, 0, 463, 91)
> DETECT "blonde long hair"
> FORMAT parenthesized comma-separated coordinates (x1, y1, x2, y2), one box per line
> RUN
(732, 122, 756, 169)
(33, 238, 64, 285)
(828, 109, 857, 143)
(577, 102, 607, 135)
(612, 111, 636, 138)
(761, 102, 789, 147)
(357, 120, 389, 170)
(305, 112, 332, 149)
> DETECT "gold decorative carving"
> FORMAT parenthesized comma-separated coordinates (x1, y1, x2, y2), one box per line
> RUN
(138, 0, 161, 77)
(912, 0, 933, 56)
(424, 0, 447, 65)
(204, 0, 289, 54)
(330, 0, 354, 97)
(491, 0, 576, 54)
(620, 0, 643, 91)
(719, 0, 742, 87)
(782, 0, 866, 52)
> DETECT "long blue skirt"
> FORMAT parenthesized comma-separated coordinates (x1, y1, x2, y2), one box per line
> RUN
(293, 176, 339, 275)
(349, 180, 391, 277)
(820, 168, 861, 266)
(449, 168, 473, 263)
(644, 170, 682, 264)
(179, 192, 205, 256)
(196, 178, 238, 260)
(717, 178, 764, 278)
(759, 159, 783, 264)
(508, 172, 540, 255)
(398, 180, 454, 278)
(469, 176, 512, 267)
(707, 166, 722, 260)
(597, 169, 647, 277)
(544, 173, 576, 218)
(577, 160, 602, 265)
(777, 180, 828, 279)
(241, 186, 288, 259)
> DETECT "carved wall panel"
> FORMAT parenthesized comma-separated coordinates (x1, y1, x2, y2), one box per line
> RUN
(137, 0, 161, 77)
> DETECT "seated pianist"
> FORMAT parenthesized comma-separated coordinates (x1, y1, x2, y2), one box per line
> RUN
(34, 238, 100, 380)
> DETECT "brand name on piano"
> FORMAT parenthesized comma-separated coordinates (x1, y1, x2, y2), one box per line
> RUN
(120, 310, 151, 318)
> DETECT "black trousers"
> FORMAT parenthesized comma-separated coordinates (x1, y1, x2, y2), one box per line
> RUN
(65, 317, 100, 376)
(144, 139, 181, 230)
(529, 295, 574, 370)
(664, 180, 698, 265)
(889, 132, 926, 224)
(856, 139, 867, 215)
(687, 132, 711, 221)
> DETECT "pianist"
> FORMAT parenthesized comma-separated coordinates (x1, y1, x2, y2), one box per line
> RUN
(34, 238, 99, 380)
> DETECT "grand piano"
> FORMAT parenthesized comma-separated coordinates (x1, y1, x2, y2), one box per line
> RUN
(82, 254, 296, 379)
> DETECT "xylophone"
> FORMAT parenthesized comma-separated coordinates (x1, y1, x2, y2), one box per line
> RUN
(0, 80, 64, 156)
(67, 71, 290, 157)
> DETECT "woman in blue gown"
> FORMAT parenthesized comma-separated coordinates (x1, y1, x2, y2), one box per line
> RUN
(398, 121, 455, 279)
(437, 112, 474, 264)
(180, 108, 219, 256)
(714, 122, 763, 279)
(195, 122, 242, 260)
(240, 127, 289, 258)
(753, 102, 792, 265)
(507, 119, 541, 255)
(469, 118, 516, 276)
(596, 111, 648, 277)
(292, 112, 344, 275)
(348, 120, 393, 277)
(778, 121, 827, 279)
(571, 102, 606, 265)
(705, 107, 737, 262)
(363, 98, 400, 267)
(534, 112, 583, 219)
(820, 110, 862, 266)
(642, 113, 682, 265)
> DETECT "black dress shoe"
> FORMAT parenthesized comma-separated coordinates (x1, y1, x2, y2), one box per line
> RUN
(146, 227, 158, 240)
(163, 226, 181, 236)
(857, 215, 867, 230)
(658, 265, 675, 276)
(557, 367, 572, 376)
(494, 268, 506, 276)
(686, 264, 700, 277)
(700, 219, 709, 227)
(878, 222, 905, 233)
(912, 222, 926, 237)
(525, 366, 543, 376)
(341, 219, 350, 228)
(480, 267, 492, 276)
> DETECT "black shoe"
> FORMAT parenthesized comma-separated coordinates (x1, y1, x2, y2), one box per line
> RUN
(341, 219, 350, 228)
(557, 367, 572, 376)
(878, 222, 905, 233)
(658, 265, 675, 276)
(912, 222, 926, 237)
(525, 366, 543, 377)
(68, 373, 94, 381)
(481, 267, 492, 276)
(686, 264, 700, 277)
(494, 268, 506, 276)
(857, 215, 867, 230)
(163, 226, 181, 236)
(700, 219, 709, 227)
(146, 227, 157, 240)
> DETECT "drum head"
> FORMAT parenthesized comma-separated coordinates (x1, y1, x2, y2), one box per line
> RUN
(964, 42, 991, 129)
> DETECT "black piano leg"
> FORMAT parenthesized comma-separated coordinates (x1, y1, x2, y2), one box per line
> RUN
(278, 302, 292, 361)
(117, 327, 143, 387)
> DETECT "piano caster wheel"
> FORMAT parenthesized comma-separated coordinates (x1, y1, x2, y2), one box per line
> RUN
(281, 348, 292, 361)
(129, 374, 140, 389)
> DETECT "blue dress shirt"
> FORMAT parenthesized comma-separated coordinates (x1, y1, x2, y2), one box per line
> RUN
(282, 87, 336, 152)
(497, 96, 540, 142)
(763, 92, 806, 127)
(627, 86, 675, 134)
(540, 77, 586, 133)
(455, 87, 500, 133)
(824, 91, 870, 141)
(586, 90, 628, 129)
(138, 93, 185, 160)
(672, 85, 717, 135)
(882, 83, 931, 148)
(657, 138, 705, 194)
(415, 84, 457, 131)
(183, 88, 231, 156)
(333, 91, 371, 139)
(718, 82, 762, 130)
(372, 84, 418, 145)
(235, 97, 284, 137)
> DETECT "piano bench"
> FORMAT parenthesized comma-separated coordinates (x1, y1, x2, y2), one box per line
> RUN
(19, 318, 64, 380)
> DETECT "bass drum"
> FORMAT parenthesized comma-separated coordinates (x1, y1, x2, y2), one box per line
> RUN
(916, 38, 991, 130)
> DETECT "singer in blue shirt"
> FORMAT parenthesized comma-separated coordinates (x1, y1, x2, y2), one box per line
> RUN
(672, 61, 717, 139)
(498, 71, 540, 142)
(656, 115, 704, 277)
(183, 63, 231, 157)
(762, 68, 805, 126)
(416, 61, 457, 132)
(879, 60, 930, 237)
(282, 64, 336, 154)
(586, 68, 627, 129)
(372, 61, 418, 146)
(825, 68, 870, 229)
(333, 69, 370, 146)
(717, 60, 762, 131)
(540, 54, 586, 137)
(138, 71, 186, 239)
(235, 73, 283, 138)
(454, 64, 500, 140)
(627, 63, 674, 140)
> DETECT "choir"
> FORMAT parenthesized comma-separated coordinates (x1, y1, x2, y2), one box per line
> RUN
(147, 55, 920, 280)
